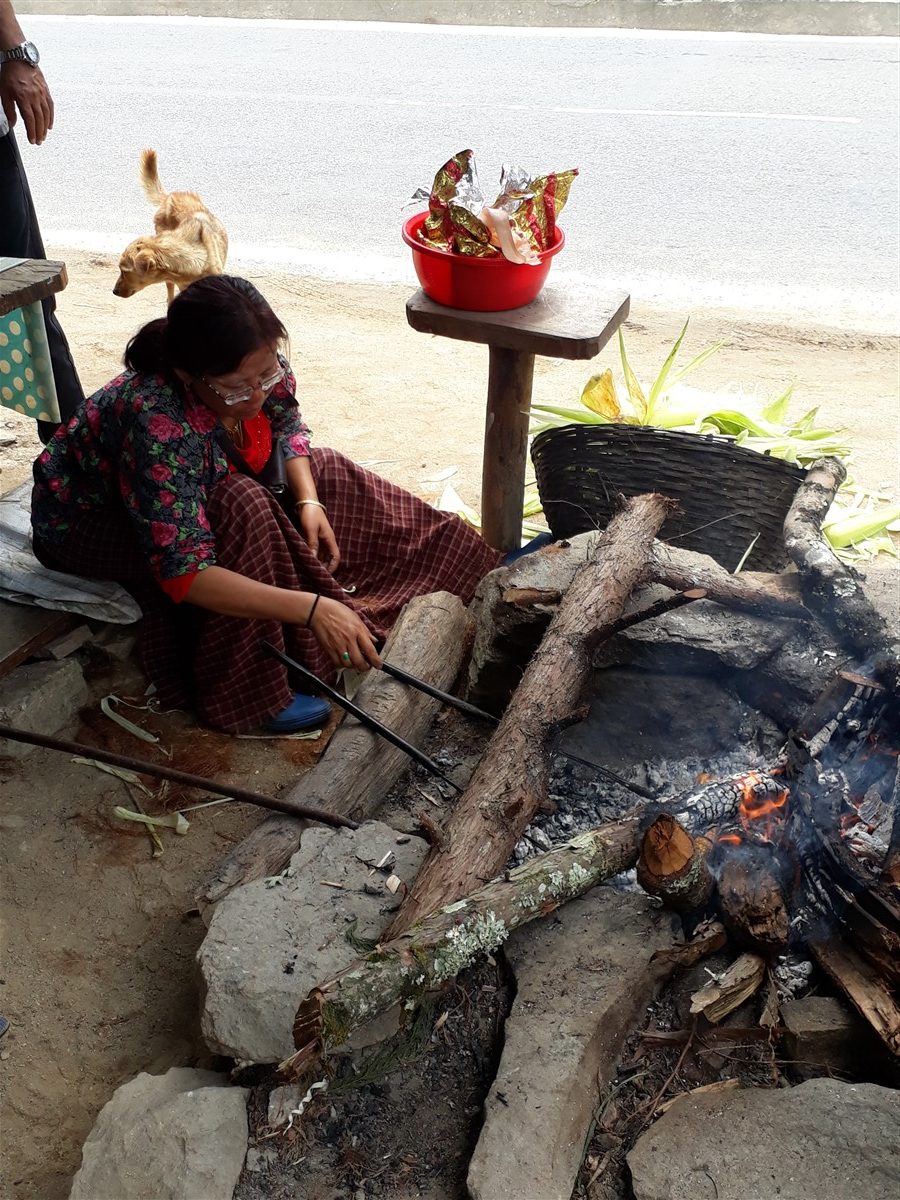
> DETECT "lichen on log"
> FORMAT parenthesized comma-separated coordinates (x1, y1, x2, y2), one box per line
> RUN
(281, 816, 640, 1078)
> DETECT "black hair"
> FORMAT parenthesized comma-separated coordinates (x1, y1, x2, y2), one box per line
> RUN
(123, 276, 287, 378)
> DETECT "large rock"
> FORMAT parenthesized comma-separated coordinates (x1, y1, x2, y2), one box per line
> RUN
(0, 658, 89, 759)
(198, 821, 428, 1063)
(467, 889, 679, 1200)
(69, 1068, 248, 1200)
(627, 1077, 900, 1200)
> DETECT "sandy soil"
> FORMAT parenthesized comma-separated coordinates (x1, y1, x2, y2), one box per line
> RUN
(1, 248, 898, 504)
(0, 252, 898, 1199)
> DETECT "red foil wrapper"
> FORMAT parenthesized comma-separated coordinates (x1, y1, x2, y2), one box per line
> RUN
(418, 150, 578, 260)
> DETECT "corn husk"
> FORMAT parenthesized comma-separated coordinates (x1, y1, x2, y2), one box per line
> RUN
(530, 320, 897, 561)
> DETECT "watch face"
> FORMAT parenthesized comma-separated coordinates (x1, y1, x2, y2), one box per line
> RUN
(24, 42, 40, 65)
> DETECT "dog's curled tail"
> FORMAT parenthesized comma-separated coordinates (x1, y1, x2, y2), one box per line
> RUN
(139, 148, 167, 206)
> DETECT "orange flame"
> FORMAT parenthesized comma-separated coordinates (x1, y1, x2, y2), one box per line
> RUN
(717, 833, 743, 846)
(738, 772, 789, 843)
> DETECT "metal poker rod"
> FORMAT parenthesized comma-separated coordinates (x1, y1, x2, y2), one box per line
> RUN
(262, 642, 463, 792)
(379, 661, 498, 725)
(0, 723, 358, 828)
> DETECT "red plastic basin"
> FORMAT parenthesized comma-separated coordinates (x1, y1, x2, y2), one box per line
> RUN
(402, 212, 564, 311)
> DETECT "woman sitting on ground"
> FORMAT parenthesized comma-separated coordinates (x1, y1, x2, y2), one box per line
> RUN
(31, 275, 502, 734)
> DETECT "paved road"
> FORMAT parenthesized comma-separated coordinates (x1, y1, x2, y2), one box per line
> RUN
(18, 16, 900, 327)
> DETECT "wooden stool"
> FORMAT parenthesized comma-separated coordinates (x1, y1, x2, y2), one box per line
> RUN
(406, 285, 631, 552)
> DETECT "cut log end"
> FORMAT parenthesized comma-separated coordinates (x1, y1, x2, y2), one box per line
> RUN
(637, 813, 714, 914)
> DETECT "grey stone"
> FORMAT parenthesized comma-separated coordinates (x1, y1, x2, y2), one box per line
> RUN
(860, 565, 900, 635)
(467, 889, 679, 1200)
(69, 1067, 249, 1200)
(627, 1077, 900, 1200)
(782, 995, 877, 1080)
(0, 659, 89, 759)
(198, 821, 428, 1063)
(761, 624, 851, 700)
(621, 599, 800, 670)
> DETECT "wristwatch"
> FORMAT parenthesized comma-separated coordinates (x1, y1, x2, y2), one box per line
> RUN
(0, 42, 40, 67)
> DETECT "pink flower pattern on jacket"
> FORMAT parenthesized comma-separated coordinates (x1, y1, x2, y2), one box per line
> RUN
(31, 363, 311, 585)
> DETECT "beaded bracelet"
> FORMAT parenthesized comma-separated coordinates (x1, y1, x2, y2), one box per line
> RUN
(306, 594, 321, 628)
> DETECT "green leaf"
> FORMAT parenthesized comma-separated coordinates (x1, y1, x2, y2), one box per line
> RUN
(531, 402, 606, 425)
(618, 329, 647, 422)
(646, 318, 690, 420)
(670, 340, 726, 384)
(761, 383, 795, 424)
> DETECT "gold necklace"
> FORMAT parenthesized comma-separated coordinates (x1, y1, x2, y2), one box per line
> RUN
(222, 418, 245, 448)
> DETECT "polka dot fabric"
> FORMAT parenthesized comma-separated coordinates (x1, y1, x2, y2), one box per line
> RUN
(0, 301, 61, 422)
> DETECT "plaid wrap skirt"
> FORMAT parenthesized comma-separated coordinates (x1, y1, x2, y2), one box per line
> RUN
(33, 448, 502, 733)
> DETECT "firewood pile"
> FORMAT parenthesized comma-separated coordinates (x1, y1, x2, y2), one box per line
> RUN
(272, 457, 898, 1081)
(155, 453, 898, 1200)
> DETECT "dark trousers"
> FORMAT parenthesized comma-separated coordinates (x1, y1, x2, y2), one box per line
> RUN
(0, 127, 84, 439)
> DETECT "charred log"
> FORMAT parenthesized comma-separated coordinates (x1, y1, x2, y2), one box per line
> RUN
(715, 842, 791, 955)
(782, 456, 900, 694)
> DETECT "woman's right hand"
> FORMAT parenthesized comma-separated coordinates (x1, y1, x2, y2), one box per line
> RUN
(307, 596, 382, 672)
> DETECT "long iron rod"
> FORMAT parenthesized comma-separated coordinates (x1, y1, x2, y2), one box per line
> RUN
(380, 661, 498, 725)
(554, 746, 659, 801)
(606, 587, 707, 636)
(0, 723, 358, 828)
(262, 642, 462, 792)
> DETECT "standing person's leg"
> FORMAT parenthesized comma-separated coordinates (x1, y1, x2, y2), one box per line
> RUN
(0, 128, 84, 435)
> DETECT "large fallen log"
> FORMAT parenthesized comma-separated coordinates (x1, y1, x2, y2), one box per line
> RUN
(281, 815, 641, 1076)
(388, 493, 672, 936)
(782, 456, 900, 694)
(466, 533, 807, 711)
(195, 592, 468, 920)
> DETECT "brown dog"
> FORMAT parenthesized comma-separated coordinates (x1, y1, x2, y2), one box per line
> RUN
(113, 149, 228, 304)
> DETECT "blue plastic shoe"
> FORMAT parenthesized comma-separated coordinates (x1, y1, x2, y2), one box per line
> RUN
(502, 531, 554, 566)
(265, 693, 331, 734)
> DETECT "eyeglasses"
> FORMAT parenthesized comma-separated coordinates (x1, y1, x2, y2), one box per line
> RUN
(201, 363, 285, 407)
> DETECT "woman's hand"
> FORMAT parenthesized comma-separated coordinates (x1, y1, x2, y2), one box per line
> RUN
(308, 596, 382, 672)
(297, 504, 340, 572)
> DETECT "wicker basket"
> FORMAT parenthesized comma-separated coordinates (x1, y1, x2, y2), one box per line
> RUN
(531, 423, 806, 572)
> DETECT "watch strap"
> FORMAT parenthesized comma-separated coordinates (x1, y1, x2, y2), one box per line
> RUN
(1, 43, 36, 65)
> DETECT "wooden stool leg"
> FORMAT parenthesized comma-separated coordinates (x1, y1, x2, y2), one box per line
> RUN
(481, 347, 535, 553)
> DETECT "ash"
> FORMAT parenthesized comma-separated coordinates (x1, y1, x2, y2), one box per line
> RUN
(512, 746, 773, 866)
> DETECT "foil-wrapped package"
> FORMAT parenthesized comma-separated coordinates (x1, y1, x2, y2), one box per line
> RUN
(417, 149, 578, 264)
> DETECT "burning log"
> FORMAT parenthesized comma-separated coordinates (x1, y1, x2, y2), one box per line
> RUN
(280, 815, 642, 1076)
(387, 493, 673, 937)
(637, 814, 714, 914)
(716, 843, 791, 955)
(782, 456, 900, 694)
(664, 771, 786, 834)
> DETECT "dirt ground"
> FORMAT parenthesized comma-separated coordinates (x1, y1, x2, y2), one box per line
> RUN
(1, 248, 898, 503)
(1, 252, 898, 1199)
